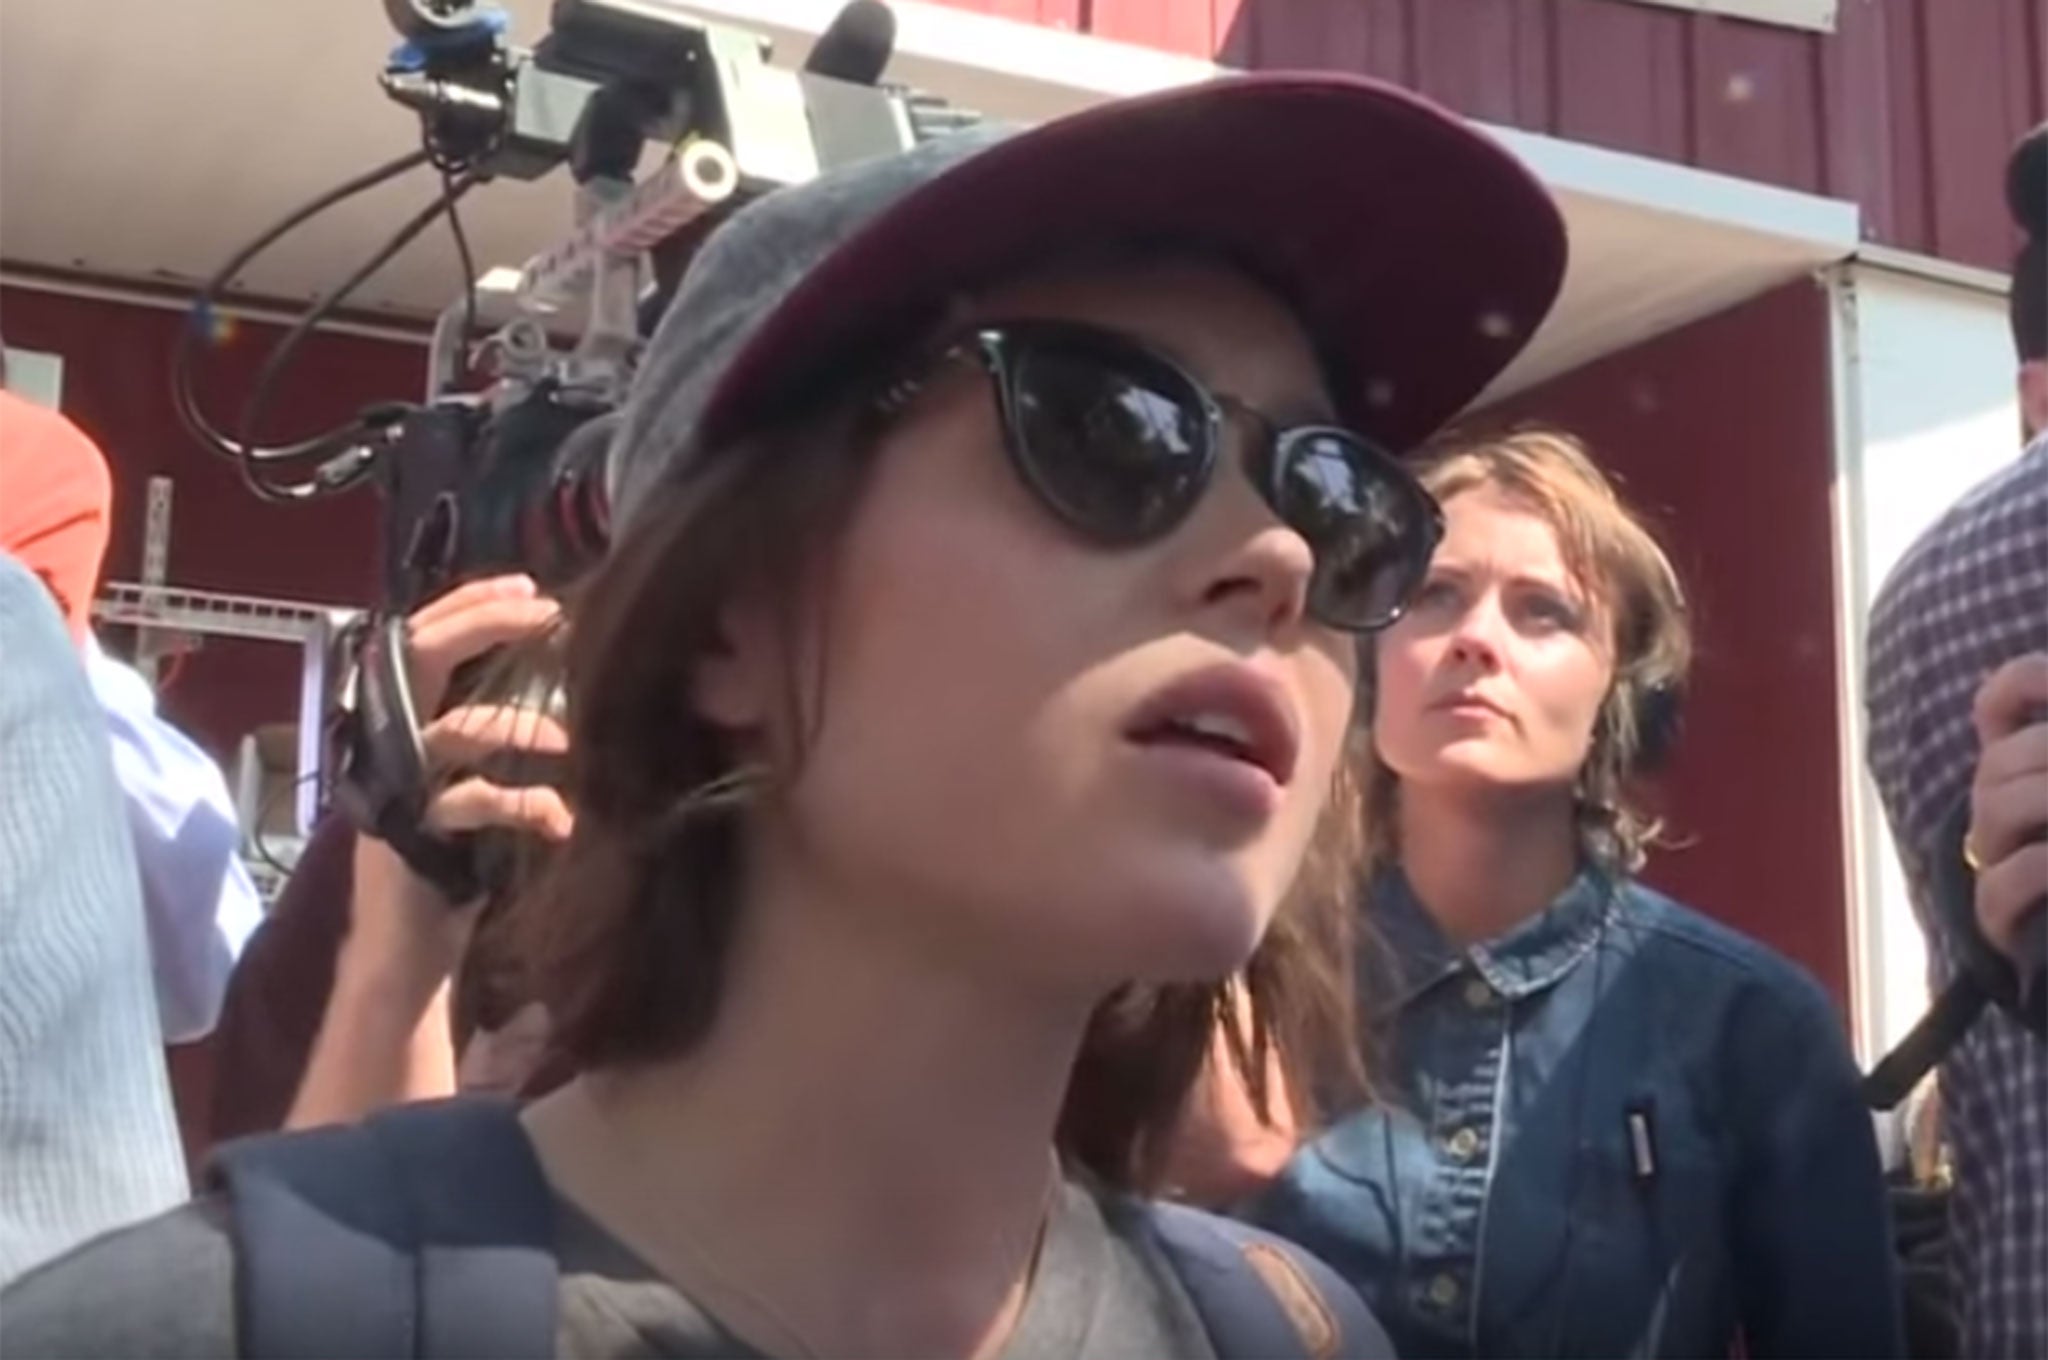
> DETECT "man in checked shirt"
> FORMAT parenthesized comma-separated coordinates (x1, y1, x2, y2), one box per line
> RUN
(1865, 121, 2048, 1359)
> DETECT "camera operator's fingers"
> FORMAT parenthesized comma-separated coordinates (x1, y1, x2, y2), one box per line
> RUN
(1972, 653, 2048, 748)
(409, 574, 539, 632)
(1969, 760, 2048, 869)
(422, 703, 571, 771)
(425, 777, 575, 842)
(1975, 839, 2048, 961)
(1973, 717, 2048, 790)
(408, 592, 562, 714)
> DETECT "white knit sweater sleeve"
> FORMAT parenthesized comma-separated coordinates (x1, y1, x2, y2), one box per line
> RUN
(0, 553, 187, 1285)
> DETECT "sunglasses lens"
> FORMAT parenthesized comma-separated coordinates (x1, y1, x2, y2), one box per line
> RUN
(1006, 338, 1211, 544)
(1273, 431, 1440, 631)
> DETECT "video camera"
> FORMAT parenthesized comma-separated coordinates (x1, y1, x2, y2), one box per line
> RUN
(371, 0, 982, 614)
(177, 0, 982, 899)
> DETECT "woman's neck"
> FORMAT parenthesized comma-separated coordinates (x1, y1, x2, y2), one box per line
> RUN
(523, 834, 1091, 1360)
(1395, 783, 1581, 946)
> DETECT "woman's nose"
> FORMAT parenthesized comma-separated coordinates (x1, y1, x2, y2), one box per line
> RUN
(1193, 518, 1315, 636)
(1445, 600, 1506, 670)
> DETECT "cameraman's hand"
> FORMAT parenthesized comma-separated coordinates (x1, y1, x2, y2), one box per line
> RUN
(1969, 653, 2048, 962)
(348, 575, 569, 966)
(291, 574, 566, 1129)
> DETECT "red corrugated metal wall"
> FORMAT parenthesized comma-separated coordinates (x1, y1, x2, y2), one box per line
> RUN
(936, 0, 2047, 271)
(1477, 281, 1849, 1004)
(0, 285, 408, 762)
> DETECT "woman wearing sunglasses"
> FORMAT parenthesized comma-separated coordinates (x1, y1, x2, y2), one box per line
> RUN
(1247, 431, 1905, 1359)
(4, 76, 1562, 1359)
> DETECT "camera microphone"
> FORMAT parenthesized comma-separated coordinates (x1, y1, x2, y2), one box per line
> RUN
(803, 0, 896, 86)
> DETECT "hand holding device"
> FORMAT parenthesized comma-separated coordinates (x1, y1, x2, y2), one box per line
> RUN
(1969, 653, 2048, 1017)
(331, 574, 570, 917)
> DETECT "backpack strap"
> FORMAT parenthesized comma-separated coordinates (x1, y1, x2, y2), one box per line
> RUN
(206, 1098, 558, 1360)
(1141, 1201, 1393, 1360)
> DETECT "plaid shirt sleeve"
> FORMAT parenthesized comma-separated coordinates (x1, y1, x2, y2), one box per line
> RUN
(1864, 437, 2048, 1358)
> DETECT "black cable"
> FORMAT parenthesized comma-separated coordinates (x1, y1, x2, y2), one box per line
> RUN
(235, 172, 479, 503)
(250, 771, 323, 878)
(444, 170, 479, 385)
(173, 147, 432, 466)
(421, 84, 509, 179)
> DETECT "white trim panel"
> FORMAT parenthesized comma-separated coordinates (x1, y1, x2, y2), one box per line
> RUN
(1828, 261, 2024, 1065)
(1606, 0, 1837, 34)
(1856, 245, 2011, 299)
(1478, 124, 1859, 250)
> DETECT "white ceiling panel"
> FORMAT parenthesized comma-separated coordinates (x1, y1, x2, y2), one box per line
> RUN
(1, 0, 1859, 400)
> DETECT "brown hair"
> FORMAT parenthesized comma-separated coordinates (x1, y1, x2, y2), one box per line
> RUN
(1359, 428, 1693, 880)
(506, 395, 1365, 1193)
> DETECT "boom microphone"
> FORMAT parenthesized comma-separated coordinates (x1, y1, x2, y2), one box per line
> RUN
(804, 0, 896, 86)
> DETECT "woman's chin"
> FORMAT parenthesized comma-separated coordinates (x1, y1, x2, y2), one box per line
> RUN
(1084, 860, 1275, 984)
(1401, 743, 1553, 795)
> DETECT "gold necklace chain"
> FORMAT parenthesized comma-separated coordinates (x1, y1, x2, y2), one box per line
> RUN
(636, 1143, 1065, 1360)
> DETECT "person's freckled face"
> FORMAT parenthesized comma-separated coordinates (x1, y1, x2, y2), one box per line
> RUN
(1372, 486, 1614, 797)
(730, 261, 1359, 991)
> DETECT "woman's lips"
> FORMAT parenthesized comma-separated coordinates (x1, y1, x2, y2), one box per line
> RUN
(1122, 664, 1301, 787)
(1430, 691, 1511, 721)
(1122, 664, 1301, 825)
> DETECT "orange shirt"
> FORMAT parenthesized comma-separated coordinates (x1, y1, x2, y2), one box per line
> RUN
(0, 391, 112, 644)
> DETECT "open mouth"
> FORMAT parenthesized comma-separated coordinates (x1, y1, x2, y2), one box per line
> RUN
(1133, 712, 1265, 764)
(1123, 667, 1300, 787)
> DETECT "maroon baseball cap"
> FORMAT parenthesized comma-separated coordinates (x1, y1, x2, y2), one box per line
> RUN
(609, 71, 1567, 522)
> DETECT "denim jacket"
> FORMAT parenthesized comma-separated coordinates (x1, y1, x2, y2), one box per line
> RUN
(1250, 870, 1905, 1359)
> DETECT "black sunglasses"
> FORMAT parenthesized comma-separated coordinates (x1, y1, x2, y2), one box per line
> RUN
(875, 319, 1445, 632)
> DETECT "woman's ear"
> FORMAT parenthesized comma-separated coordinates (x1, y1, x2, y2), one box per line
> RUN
(689, 592, 782, 730)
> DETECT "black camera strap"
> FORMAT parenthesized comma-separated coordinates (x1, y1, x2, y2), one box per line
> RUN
(327, 613, 483, 905)
(1863, 797, 2046, 1111)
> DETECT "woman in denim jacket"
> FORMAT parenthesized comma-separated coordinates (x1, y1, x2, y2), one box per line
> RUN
(1247, 431, 1905, 1358)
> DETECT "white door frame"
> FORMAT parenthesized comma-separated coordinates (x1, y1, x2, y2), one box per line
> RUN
(1825, 253, 2020, 1066)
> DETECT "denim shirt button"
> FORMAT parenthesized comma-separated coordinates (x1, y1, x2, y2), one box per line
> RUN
(1461, 976, 1494, 1008)
(1446, 1126, 1483, 1161)
(1425, 1273, 1461, 1309)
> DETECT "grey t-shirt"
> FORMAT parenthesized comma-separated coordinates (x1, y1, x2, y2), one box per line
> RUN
(0, 1176, 1216, 1359)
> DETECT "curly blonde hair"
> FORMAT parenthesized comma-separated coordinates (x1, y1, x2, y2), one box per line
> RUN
(1359, 428, 1693, 879)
